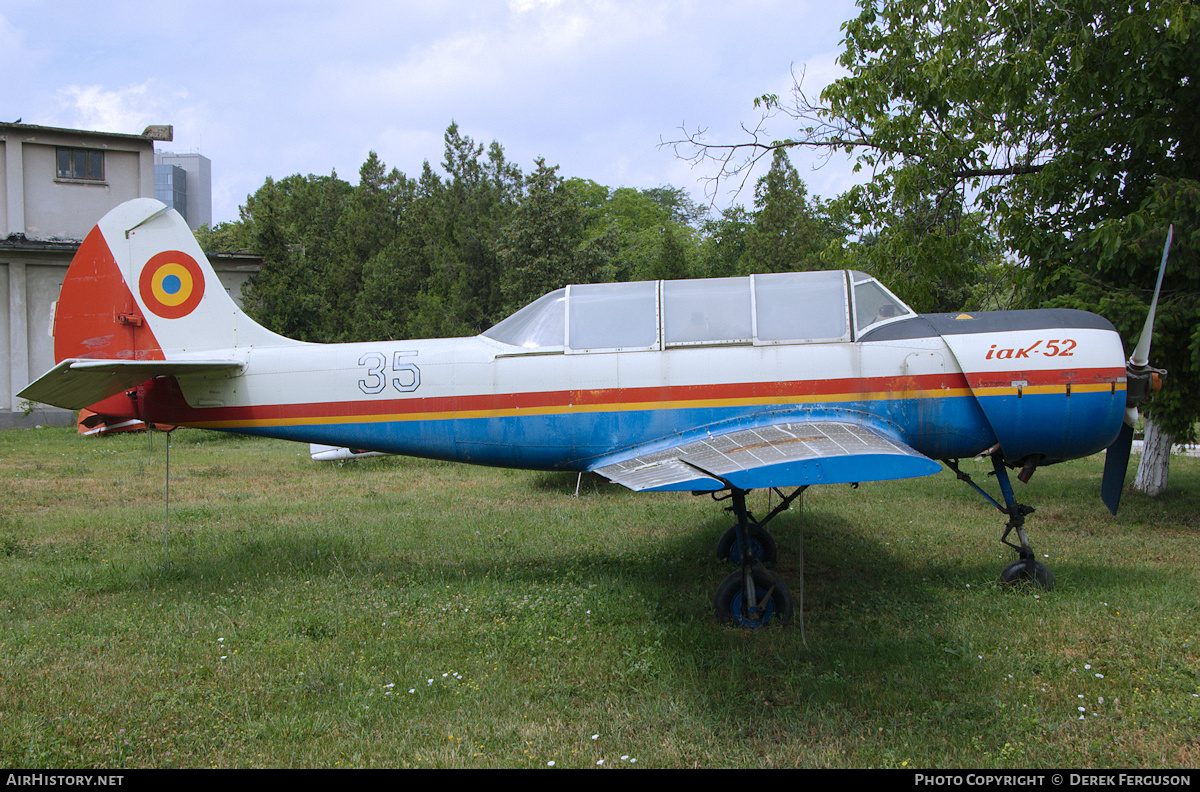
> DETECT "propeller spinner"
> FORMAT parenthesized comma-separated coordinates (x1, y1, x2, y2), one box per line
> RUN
(1101, 225, 1172, 514)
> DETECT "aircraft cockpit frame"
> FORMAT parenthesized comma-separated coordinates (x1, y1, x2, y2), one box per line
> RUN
(482, 270, 915, 355)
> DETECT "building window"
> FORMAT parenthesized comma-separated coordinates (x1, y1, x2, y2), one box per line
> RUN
(56, 147, 105, 181)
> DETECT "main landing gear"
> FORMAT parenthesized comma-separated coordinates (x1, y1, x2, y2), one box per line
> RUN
(944, 454, 1056, 590)
(709, 486, 806, 628)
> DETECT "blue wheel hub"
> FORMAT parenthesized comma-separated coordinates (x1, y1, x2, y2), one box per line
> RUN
(729, 587, 775, 628)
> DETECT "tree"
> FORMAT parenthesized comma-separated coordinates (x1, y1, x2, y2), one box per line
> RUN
(238, 172, 353, 342)
(582, 184, 702, 282)
(741, 149, 843, 275)
(650, 225, 690, 281)
(350, 156, 423, 342)
(193, 221, 251, 254)
(327, 152, 411, 341)
(353, 126, 525, 340)
(673, 0, 1199, 494)
(1044, 179, 1200, 494)
(640, 186, 710, 229)
(429, 124, 524, 334)
(498, 159, 614, 311)
(821, 193, 1004, 313)
(698, 206, 753, 278)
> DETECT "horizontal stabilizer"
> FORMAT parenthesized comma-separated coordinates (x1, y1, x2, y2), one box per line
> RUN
(593, 421, 941, 492)
(309, 444, 389, 461)
(19, 358, 243, 411)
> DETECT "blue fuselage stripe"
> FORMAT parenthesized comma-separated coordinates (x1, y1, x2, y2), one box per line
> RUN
(234, 392, 1026, 470)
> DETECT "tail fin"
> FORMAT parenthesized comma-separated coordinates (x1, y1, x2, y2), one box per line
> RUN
(20, 199, 297, 411)
(54, 198, 292, 361)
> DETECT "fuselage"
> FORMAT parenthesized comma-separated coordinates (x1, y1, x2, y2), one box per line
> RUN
(135, 306, 1127, 474)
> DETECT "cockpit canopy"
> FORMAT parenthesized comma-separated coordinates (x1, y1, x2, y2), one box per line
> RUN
(482, 270, 913, 352)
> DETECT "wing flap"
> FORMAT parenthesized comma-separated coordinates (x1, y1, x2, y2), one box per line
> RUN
(18, 358, 243, 411)
(591, 454, 726, 493)
(594, 421, 941, 492)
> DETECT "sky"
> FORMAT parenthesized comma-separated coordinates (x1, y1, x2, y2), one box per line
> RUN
(1, 0, 864, 226)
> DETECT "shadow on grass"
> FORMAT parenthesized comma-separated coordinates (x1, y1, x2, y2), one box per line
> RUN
(46, 461, 1197, 762)
(118, 492, 1011, 721)
(526, 469, 639, 499)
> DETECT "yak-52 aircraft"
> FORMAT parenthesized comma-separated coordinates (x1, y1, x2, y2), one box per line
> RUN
(21, 199, 1169, 627)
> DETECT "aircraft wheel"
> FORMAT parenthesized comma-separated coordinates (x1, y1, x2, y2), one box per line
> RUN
(1000, 559, 1056, 590)
(714, 566, 793, 628)
(715, 524, 778, 564)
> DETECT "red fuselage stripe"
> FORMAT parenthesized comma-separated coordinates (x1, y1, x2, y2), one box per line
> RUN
(163, 367, 1124, 426)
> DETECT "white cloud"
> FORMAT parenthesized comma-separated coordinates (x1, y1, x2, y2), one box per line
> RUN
(324, 0, 665, 120)
(0, 13, 21, 60)
(58, 82, 186, 136)
(508, 0, 566, 12)
(0, 11, 44, 99)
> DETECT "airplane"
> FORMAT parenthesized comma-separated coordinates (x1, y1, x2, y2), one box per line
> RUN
(19, 199, 1169, 628)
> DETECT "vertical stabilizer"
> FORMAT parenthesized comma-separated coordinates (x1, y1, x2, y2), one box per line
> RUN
(55, 198, 296, 363)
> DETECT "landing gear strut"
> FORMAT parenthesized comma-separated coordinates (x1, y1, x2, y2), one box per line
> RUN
(709, 487, 805, 627)
(944, 455, 1055, 590)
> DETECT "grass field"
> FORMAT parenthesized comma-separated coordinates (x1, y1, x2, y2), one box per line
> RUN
(1, 426, 1197, 768)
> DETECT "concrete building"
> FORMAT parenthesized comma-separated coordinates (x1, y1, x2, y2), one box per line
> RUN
(1, 122, 256, 428)
(155, 151, 212, 230)
(2, 122, 158, 241)
(155, 161, 188, 219)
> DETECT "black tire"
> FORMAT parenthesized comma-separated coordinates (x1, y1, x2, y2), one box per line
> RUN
(715, 524, 778, 564)
(714, 566, 793, 628)
(1000, 558, 1056, 590)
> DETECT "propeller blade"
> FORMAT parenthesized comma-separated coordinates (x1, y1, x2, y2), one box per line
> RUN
(1101, 422, 1135, 515)
(1130, 225, 1172, 368)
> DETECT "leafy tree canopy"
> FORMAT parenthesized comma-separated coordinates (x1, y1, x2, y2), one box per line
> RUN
(742, 149, 846, 276)
(673, 0, 1199, 439)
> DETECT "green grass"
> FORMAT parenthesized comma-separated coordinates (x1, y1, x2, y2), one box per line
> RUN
(1, 427, 1197, 768)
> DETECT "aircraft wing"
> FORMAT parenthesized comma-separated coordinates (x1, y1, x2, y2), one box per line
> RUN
(592, 421, 942, 492)
(18, 358, 244, 411)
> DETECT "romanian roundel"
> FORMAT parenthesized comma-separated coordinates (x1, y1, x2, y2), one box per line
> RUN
(139, 250, 205, 319)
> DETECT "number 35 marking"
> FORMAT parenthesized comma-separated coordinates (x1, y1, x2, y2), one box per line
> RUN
(358, 351, 421, 394)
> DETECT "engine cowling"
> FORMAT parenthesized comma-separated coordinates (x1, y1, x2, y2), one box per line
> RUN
(928, 309, 1128, 466)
